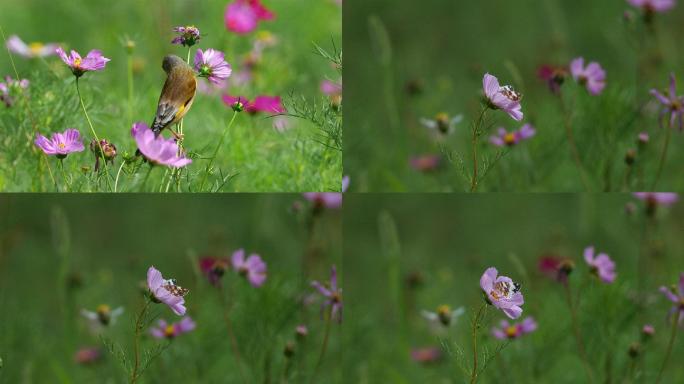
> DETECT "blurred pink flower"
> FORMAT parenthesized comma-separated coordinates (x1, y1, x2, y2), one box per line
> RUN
(570, 57, 606, 95)
(131, 122, 191, 168)
(409, 154, 441, 172)
(171, 25, 201, 47)
(150, 317, 196, 339)
(1, 76, 29, 107)
(538, 254, 574, 283)
(490, 124, 536, 147)
(222, 94, 285, 115)
(650, 73, 684, 130)
(35, 128, 85, 158)
(642, 324, 655, 336)
(199, 256, 229, 286)
(147, 266, 188, 316)
(303, 192, 342, 209)
(628, 0, 675, 12)
(633, 192, 679, 205)
(537, 64, 568, 94)
(231, 249, 267, 287)
(321, 80, 342, 96)
(6, 35, 58, 58)
(74, 347, 102, 365)
(483, 73, 523, 121)
(480, 267, 524, 319)
(410, 347, 442, 364)
(584, 246, 616, 283)
(492, 317, 537, 339)
(638, 132, 650, 143)
(56, 47, 110, 78)
(194, 48, 232, 85)
(659, 273, 684, 325)
(312, 265, 343, 323)
(225, 0, 274, 34)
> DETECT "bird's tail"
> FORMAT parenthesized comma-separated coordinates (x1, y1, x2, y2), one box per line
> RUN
(151, 119, 163, 137)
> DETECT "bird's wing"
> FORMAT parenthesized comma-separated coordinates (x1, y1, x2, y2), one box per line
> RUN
(151, 69, 197, 134)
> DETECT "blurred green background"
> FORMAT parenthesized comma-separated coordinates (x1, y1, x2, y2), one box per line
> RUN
(0, 0, 341, 192)
(345, 0, 684, 192)
(0, 194, 342, 382)
(343, 193, 684, 383)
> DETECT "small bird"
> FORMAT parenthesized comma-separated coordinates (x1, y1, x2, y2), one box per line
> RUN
(151, 55, 197, 138)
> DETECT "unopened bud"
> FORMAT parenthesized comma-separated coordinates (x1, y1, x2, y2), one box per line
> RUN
(628, 342, 641, 358)
(295, 325, 308, 341)
(283, 341, 296, 358)
(625, 149, 636, 166)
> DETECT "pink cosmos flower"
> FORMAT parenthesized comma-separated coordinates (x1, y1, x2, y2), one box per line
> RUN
(538, 254, 574, 283)
(650, 73, 684, 130)
(171, 25, 201, 47)
(627, 0, 676, 13)
(74, 347, 102, 365)
(489, 124, 536, 147)
(642, 324, 655, 336)
(321, 80, 342, 96)
(638, 132, 650, 143)
(225, 0, 275, 35)
(303, 192, 342, 209)
(659, 273, 684, 325)
(35, 128, 85, 158)
(199, 256, 229, 286)
(150, 317, 196, 339)
(570, 57, 606, 95)
(147, 266, 188, 316)
(6, 35, 58, 58)
(633, 192, 679, 205)
(222, 95, 285, 115)
(131, 122, 191, 168)
(231, 249, 267, 287)
(480, 267, 524, 319)
(410, 347, 442, 364)
(56, 47, 110, 78)
(312, 265, 343, 323)
(584, 246, 616, 283)
(492, 317, 537, 339)
(194, 48, 232, 85)
(409, 154, 441, 172)
(483, 73, 523, 121)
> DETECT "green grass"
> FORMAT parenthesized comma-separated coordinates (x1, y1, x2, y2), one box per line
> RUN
(0, 194, 342, 382)
(0, 0, 342, 192)
(343, 193, 684, 383)
(345, 0, 684, 192)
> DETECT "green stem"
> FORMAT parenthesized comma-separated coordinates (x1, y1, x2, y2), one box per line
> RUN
(309, 306, 333, 384)
(470, 106, 488, 192)
(564, 282, 595, 383)
(127, 53, 134, 125)
(139, 165, 153, 192)
(651, 125, 672, 190)
(654, 309, 680, 384)
(218, 285, 248, 383)
(199, 111, 238, 191)
(559, 93, 591, 191)
(469, 303, 487, 384)
(114, 161, 126, 192)
(130, 299, 151, 384)
(76, 77, 111, 190)
(58, 158, 70, 192)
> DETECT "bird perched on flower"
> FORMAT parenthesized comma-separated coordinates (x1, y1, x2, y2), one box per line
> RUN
(151, 55, 197, 138)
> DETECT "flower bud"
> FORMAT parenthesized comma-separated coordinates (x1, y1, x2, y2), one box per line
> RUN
(628, 342, 641, 358)
(283, 341, 296, 358)
(625, 149, 636, 166)
(295, 325, 308, 341)
(641, 324, 655, 341)
(231, 100, 244, 113)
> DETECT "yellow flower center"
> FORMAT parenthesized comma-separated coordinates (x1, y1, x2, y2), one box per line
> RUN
(504, 133, 516, 145)
(437, 305, 451, 316)
(96, 304, 110, 315)
(58, 143, 66, 149)
(164, 325, 175, 338)
(73, 57, 82, 68)
(505, 325, 518, 338)
(29, 42, 44, 54)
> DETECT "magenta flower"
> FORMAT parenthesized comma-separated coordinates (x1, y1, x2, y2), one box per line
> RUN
(194, 48, 232, 85)
(225, 0, 274, 35)
(231, 249, 267, 287)
(150, 317, 196, 339)
(659, 273, 684, 325)
(199, 256, 229, 286)
(489, 124, 536, 147)
(480, 267, 524, 319)
(634, 192, 679, 206)
(584, 246, 616, 283)
(311, 265, 342, 323)
(409, 154, 441, 172)
(147, 266, 188, 316)
(642, 324, 655, 336)
(537, 64, 568, 94)
(222, 94, 284, 114)
(492, 317, 537, 340)
(570, 57, 606, 95)
(74, 347, 102, 365)
(171, 25, 201, 47)
(638, 132, 650, 143)
(303, 192, 342, 209)
(410, 347, 442, 364)
(6, 35, 58, 58)
(131, 122, 191, 168)
(35, 128, 85, 158)
(650, 73, 684, 130)
(56, 47, 110, 78)
(483, 73, 523, 121)
(628, 0, 676, 13)
(538, 254, 574, 283)
(321, 80, 342, 97)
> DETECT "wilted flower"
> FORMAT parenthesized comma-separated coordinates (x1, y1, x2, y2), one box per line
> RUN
(231, 249, 267, 287)
(659, 273, 684, 325)
(538, 254, 574, 283)
(199, 256, 230, 286)
(537, 64, 568, 94)
(480, 267, 524, 319)
(311, 265, 343, 323)
(420, 112, 463, 136)
(131, 122, 191, 168)
(570, 57, 606, 95)
(172, 25, 201, 47)
(56, 47, 110, 78)
(74, 347, 102, 365)
(150, 317, 196, 339)
(81, 305, 124, 331)
(194, 48, 232, 85)
(650, 73, 684, 130)
(90, 139, 117, 171)
(421, 304, 465, 327)
(35, 128, 85, 158)
(483, 73, 523, 121)
(584, 246, 616, 283)
(225, 0, 275, 34)
(410, 347, 442, 364)
(489, 124, 536, 147)
(492, 317, 537, 339)
(409, 154, 441, 172)
(6, 35, 59, 58)
(147, 266, 188, 316)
